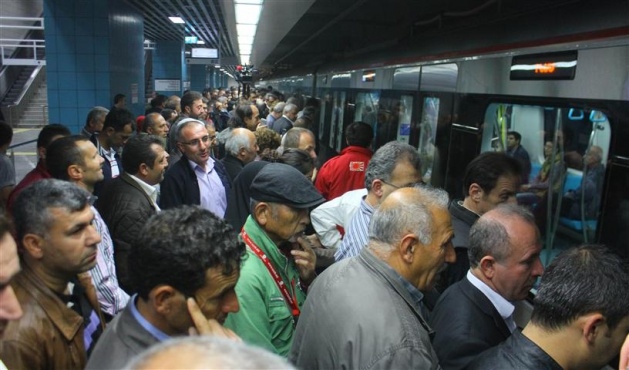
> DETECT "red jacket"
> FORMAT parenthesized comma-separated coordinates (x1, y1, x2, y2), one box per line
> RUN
(7, 161, 51, 213)
(315, 146, 372, 200)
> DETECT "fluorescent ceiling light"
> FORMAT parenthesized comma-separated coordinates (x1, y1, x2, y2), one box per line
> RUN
(238, 36, 254, 45)
(240, 54, 250, 64)
(239, 45, 252, 55)
(235, 4, 262, 25)
(235, 0, 263, 4)
(236, 24, 257, 37)
(197, 40, 205, 44)
(168, 16, 185, 24)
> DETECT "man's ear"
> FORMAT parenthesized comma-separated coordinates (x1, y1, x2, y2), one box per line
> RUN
(398, 234, 417, 264)
(478, 255, 497, 279)
(371, 179, 384, 197)
(105, 126, 116, 137)
(253, 202, 271, 226)
(138, 163, 150, 177)
(67, 164, 83, 182)
(21, 233, 45, 259)
(37, 146, 47, 160)
(152, 285, 179, 315)
(468, 183, 484, 202)
(582, 313, 606, 345)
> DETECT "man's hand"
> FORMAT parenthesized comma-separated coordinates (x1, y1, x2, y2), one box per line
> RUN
(291, 236, 318, 285)
(186, 298, 241, 341)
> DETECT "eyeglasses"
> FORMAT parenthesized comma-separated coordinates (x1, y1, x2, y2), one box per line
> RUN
(179, 135, 210, 147)
(380, 179, 426, 189)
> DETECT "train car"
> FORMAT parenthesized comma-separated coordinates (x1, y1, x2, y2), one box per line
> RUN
(259, 36, 629, 263)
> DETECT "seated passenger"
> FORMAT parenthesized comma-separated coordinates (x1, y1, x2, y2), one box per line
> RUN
(86, 206, 245, 369)
(335, 141, 422, 261)
(506, 131, 531, 185)
(224, 163, 324, 356)
(518, 141, 564, 206)
(431, 204, 543, 370)
(314, 121, 373, 201)
(289, 186, 455, 369)
(561, 145, 605, 219)
(468, 245, 629, 370)
(440, 152, 521, 290)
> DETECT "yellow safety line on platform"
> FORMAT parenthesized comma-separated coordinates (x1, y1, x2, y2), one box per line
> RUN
(13, 128, 37, 133)
(13, 152, 37, 156)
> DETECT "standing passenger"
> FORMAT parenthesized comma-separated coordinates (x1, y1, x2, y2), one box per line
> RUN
(290, 186, 455, 369)
(431, 204, 543, 370)
(506, 131, 531, 185)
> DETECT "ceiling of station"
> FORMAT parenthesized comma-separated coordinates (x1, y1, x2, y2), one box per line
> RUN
(126, 0, 628, 78)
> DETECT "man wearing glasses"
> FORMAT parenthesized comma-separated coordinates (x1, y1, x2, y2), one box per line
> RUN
(335, 141, 423, 261)
(160, 119, 231, 217)
(86, 206, 245, 369)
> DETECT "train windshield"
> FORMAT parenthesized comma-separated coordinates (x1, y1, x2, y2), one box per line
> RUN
(480, 103, 611, 265)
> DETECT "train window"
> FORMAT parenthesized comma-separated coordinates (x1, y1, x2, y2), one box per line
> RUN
(318, 90, 331, 141)
(354, 91, 380, 135)
(393, 66, 420, 90)
(420, 64, 458, 92)
(396, 95, 413, 144)
(328, 91, 347, 152)
(417, 97, 440, 184)
(330, 73, 351, 88)
(480, 102, 611, 259)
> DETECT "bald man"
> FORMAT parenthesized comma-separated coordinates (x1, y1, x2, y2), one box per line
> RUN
(221, 128, 259, 182)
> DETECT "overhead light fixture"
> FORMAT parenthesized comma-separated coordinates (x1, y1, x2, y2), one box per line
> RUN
(235, 0, 263, 65)
(169, 16, 185, 24)
(197, 40, 205, 44)
(235, 4, 262, 25)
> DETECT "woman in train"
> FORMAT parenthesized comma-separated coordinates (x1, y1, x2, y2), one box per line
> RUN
(518, 140, 565, 206)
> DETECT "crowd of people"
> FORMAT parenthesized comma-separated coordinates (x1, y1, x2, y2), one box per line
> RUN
(0, 87, 627, 370)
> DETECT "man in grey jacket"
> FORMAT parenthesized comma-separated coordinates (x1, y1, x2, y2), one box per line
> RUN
(289, 185, 455, 369)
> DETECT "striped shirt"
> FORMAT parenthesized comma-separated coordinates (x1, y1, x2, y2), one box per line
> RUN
(89, 206, 130, 316)
(335, 199, 374, 261)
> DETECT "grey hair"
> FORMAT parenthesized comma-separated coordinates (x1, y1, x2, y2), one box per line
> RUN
(176, 118, 206, 141)
(468, 204, 537, 268)
(124, 336, 295, 370)
(85, 106, 109, 126)
(283, 103, 298, 115)
(369, 185, 449, 255)
(364, 141, 421, 190)
(281, 127, 314, 149)
(273, 102, 286, 114)
(225, 129, 252, 156)
(13, 179, 92, 242)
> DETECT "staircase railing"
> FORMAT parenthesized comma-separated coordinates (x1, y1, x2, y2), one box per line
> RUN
(2, 65, 46, 126)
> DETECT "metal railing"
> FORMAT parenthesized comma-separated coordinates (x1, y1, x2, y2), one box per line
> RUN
(3, 65, 46, 127)
(0, 38, 46, 66)
(0, 17, 44, 30)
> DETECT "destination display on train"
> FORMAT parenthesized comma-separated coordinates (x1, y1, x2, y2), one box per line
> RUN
(510, 51, 577, 80)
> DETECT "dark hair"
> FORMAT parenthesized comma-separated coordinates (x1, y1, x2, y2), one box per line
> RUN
(129, 206, 246, 299)
(113, 93, 126, 104)
(181, 91, 203, 111)
(507, 131, 521, 142)
(531, 245, 629, 330)
(13, 179, 91, 242)
(278, 148, 314, 176)
(227, 104, 255, 129)
(143, 113, 163, 133)
(150, 94, 168, 108)
(45, 135, 90, 181)
(346, 121, 373, 147)
(462, 152, 522, 196)
(103, 108, 136, 132)
(121, 135, 164, 174)
(161, 108, 176, 122)
(37, 124, 71, 149)
(0, 121, 13, 147)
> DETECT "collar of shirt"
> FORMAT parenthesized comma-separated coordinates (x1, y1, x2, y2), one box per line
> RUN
(188, 157, 215, 174)
(467, 270, 515, 325)
(127, 173, 160, 209)
(129, 294, 171, 342)
(382, 262, 425, 308)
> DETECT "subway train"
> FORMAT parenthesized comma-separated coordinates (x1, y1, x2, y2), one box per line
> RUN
(258, 35, 629, 263)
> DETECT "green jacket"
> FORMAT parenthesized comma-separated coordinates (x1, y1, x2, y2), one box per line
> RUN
(224, 216, 307, 356)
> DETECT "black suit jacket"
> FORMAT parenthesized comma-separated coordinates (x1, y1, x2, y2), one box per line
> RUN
(430, 277, 511, 370)
(221, 154, 244, 183)
(95, 173, 156, 293)
(271, 116, 293, 135)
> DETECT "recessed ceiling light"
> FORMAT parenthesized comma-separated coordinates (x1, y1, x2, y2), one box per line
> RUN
(168, 16, 185, 24)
